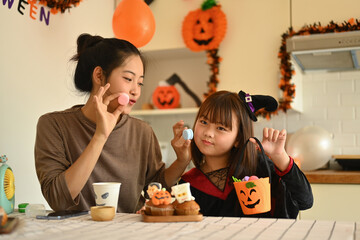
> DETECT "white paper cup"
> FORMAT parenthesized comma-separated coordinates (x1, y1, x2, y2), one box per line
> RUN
(93, 182, 121, 212)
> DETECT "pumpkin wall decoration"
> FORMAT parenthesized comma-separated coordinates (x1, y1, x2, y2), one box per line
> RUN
(152, 82, 180, 109)
(151, 189, 172, 205)
(233, 178, 271, 215)
(182, 0, 227, 98)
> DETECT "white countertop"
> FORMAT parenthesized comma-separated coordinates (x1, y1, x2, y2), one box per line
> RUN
(1, 212, 359, 240)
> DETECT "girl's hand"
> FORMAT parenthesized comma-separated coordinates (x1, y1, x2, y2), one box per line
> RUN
(250, 128, 289, 171)
(93, 83, 125, 140)
(170, 120, 192, 165)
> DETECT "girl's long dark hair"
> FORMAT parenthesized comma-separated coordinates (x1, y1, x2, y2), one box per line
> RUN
(191, 91, 258, 179)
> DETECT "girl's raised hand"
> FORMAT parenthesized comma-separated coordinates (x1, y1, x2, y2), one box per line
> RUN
(93, 83, 125, 140)
(250, 128, 290, 171)
(171, 120, 192, 164)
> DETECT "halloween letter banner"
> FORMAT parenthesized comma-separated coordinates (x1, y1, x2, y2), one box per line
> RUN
(2, 0, 51, 26)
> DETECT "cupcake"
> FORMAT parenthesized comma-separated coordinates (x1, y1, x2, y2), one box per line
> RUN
(171, 183, 200, 215)
(173, 199, 200, 215)
(144, 200, 153, 215)
(144, 182, 162, 215)
(149, 188, 174, 216)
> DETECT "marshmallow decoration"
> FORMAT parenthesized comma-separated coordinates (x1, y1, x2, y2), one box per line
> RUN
(118, 93, 129, 106)
(171, 183, 193, 204)
(182, 129, 193, 140)
(146, 182, 162, 199)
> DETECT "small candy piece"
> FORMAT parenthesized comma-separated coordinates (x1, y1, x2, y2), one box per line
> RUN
(242, 176, 250, 182)
(0, 206, 8, 226)
(249, 176, 259, 180)
(182, 129, 193, 140)
(118, 93, 129, 105)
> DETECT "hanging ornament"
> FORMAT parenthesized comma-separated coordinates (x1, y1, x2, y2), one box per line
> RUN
(182, 0, 227, 52)
(182, 0, 227, 99)
(38, 0, 83, 14)
(112, 0, 156, 48)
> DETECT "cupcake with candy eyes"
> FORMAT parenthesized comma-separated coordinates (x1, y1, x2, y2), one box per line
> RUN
(171, 183, 200, 215)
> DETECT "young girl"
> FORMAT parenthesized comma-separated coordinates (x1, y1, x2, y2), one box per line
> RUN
(172, 90, 313, 218)
(35, 34, 190, 213)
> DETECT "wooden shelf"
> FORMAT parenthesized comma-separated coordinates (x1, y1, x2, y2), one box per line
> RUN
(130, 108, 198, 116)
(304, 169, 360, 184)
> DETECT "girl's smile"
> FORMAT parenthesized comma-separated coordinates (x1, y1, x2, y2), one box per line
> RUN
(202, 139, 213, 146)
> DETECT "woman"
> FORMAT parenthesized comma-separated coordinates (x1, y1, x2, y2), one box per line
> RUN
(35, 33, 190, 213)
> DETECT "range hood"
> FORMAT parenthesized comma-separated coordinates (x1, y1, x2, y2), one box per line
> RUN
(286, 30, 360, 72)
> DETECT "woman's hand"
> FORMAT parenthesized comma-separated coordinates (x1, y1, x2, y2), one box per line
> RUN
(250, 128, 290, 171)
(93, 83, 125, 140)
(170, 120, 192, 165)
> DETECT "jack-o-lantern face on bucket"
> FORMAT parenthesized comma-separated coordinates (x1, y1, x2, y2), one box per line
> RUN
(152, 85, 180, 109)
(234, 178, 271, 215)
(182, 6, 227, 52)
(151, 189, 172, 205)
(240, 182, 261, 209)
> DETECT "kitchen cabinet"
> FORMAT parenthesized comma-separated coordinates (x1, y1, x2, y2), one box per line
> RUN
(299, 183, 360, 221)
(299, 170, 360, 221)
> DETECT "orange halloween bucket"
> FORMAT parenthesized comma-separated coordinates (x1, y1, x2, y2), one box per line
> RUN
(234, 177, 271, 215)
(233, 137, 272, 215)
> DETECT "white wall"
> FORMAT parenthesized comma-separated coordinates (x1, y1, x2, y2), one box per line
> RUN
(139, 0, 360, 166)
(141, 0, 289, 98)
(254, 71, 360, 157)
(0, 0, 115, 209)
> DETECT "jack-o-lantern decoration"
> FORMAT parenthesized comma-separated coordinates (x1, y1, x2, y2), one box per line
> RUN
(182, 0, 227, 99)
(152, 84, 180, 109)
(182, 1, 227, 52)
(151, 189, 172, 205)
(234, 177, 271, 215)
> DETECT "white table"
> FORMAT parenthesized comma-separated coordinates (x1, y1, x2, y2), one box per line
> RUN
(1, 212, 359, 240)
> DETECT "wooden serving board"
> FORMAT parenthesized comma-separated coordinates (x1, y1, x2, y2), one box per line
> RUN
(141, 211, 203, 222)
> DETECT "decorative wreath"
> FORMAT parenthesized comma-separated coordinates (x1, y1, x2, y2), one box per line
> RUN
(182, 0, 227, 99)
(38, 0, 83, 14)
(257, 18, 360, 120)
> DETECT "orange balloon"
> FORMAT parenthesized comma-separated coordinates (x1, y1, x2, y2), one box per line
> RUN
(112, 0, 156, 48)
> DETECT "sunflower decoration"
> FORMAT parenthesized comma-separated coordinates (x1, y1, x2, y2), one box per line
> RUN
(182, 0, 227, 99)
(267, 18, 360, 119)
(38, 0, 83, 14)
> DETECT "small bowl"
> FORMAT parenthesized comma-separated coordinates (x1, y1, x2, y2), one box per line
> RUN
(90, 206, 115, 221)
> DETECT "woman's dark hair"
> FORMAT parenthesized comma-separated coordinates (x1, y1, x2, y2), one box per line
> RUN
(191, 91, 258, 179)
(71, 33, 145, 93)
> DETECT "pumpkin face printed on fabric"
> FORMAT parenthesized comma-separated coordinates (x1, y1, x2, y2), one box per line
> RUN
(240, 182, 261, 209)
(234, 177, 271, 215)
(151, 189, 172, 205)
(182, 6, 227, 52)
(152, 85, 180, 109)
